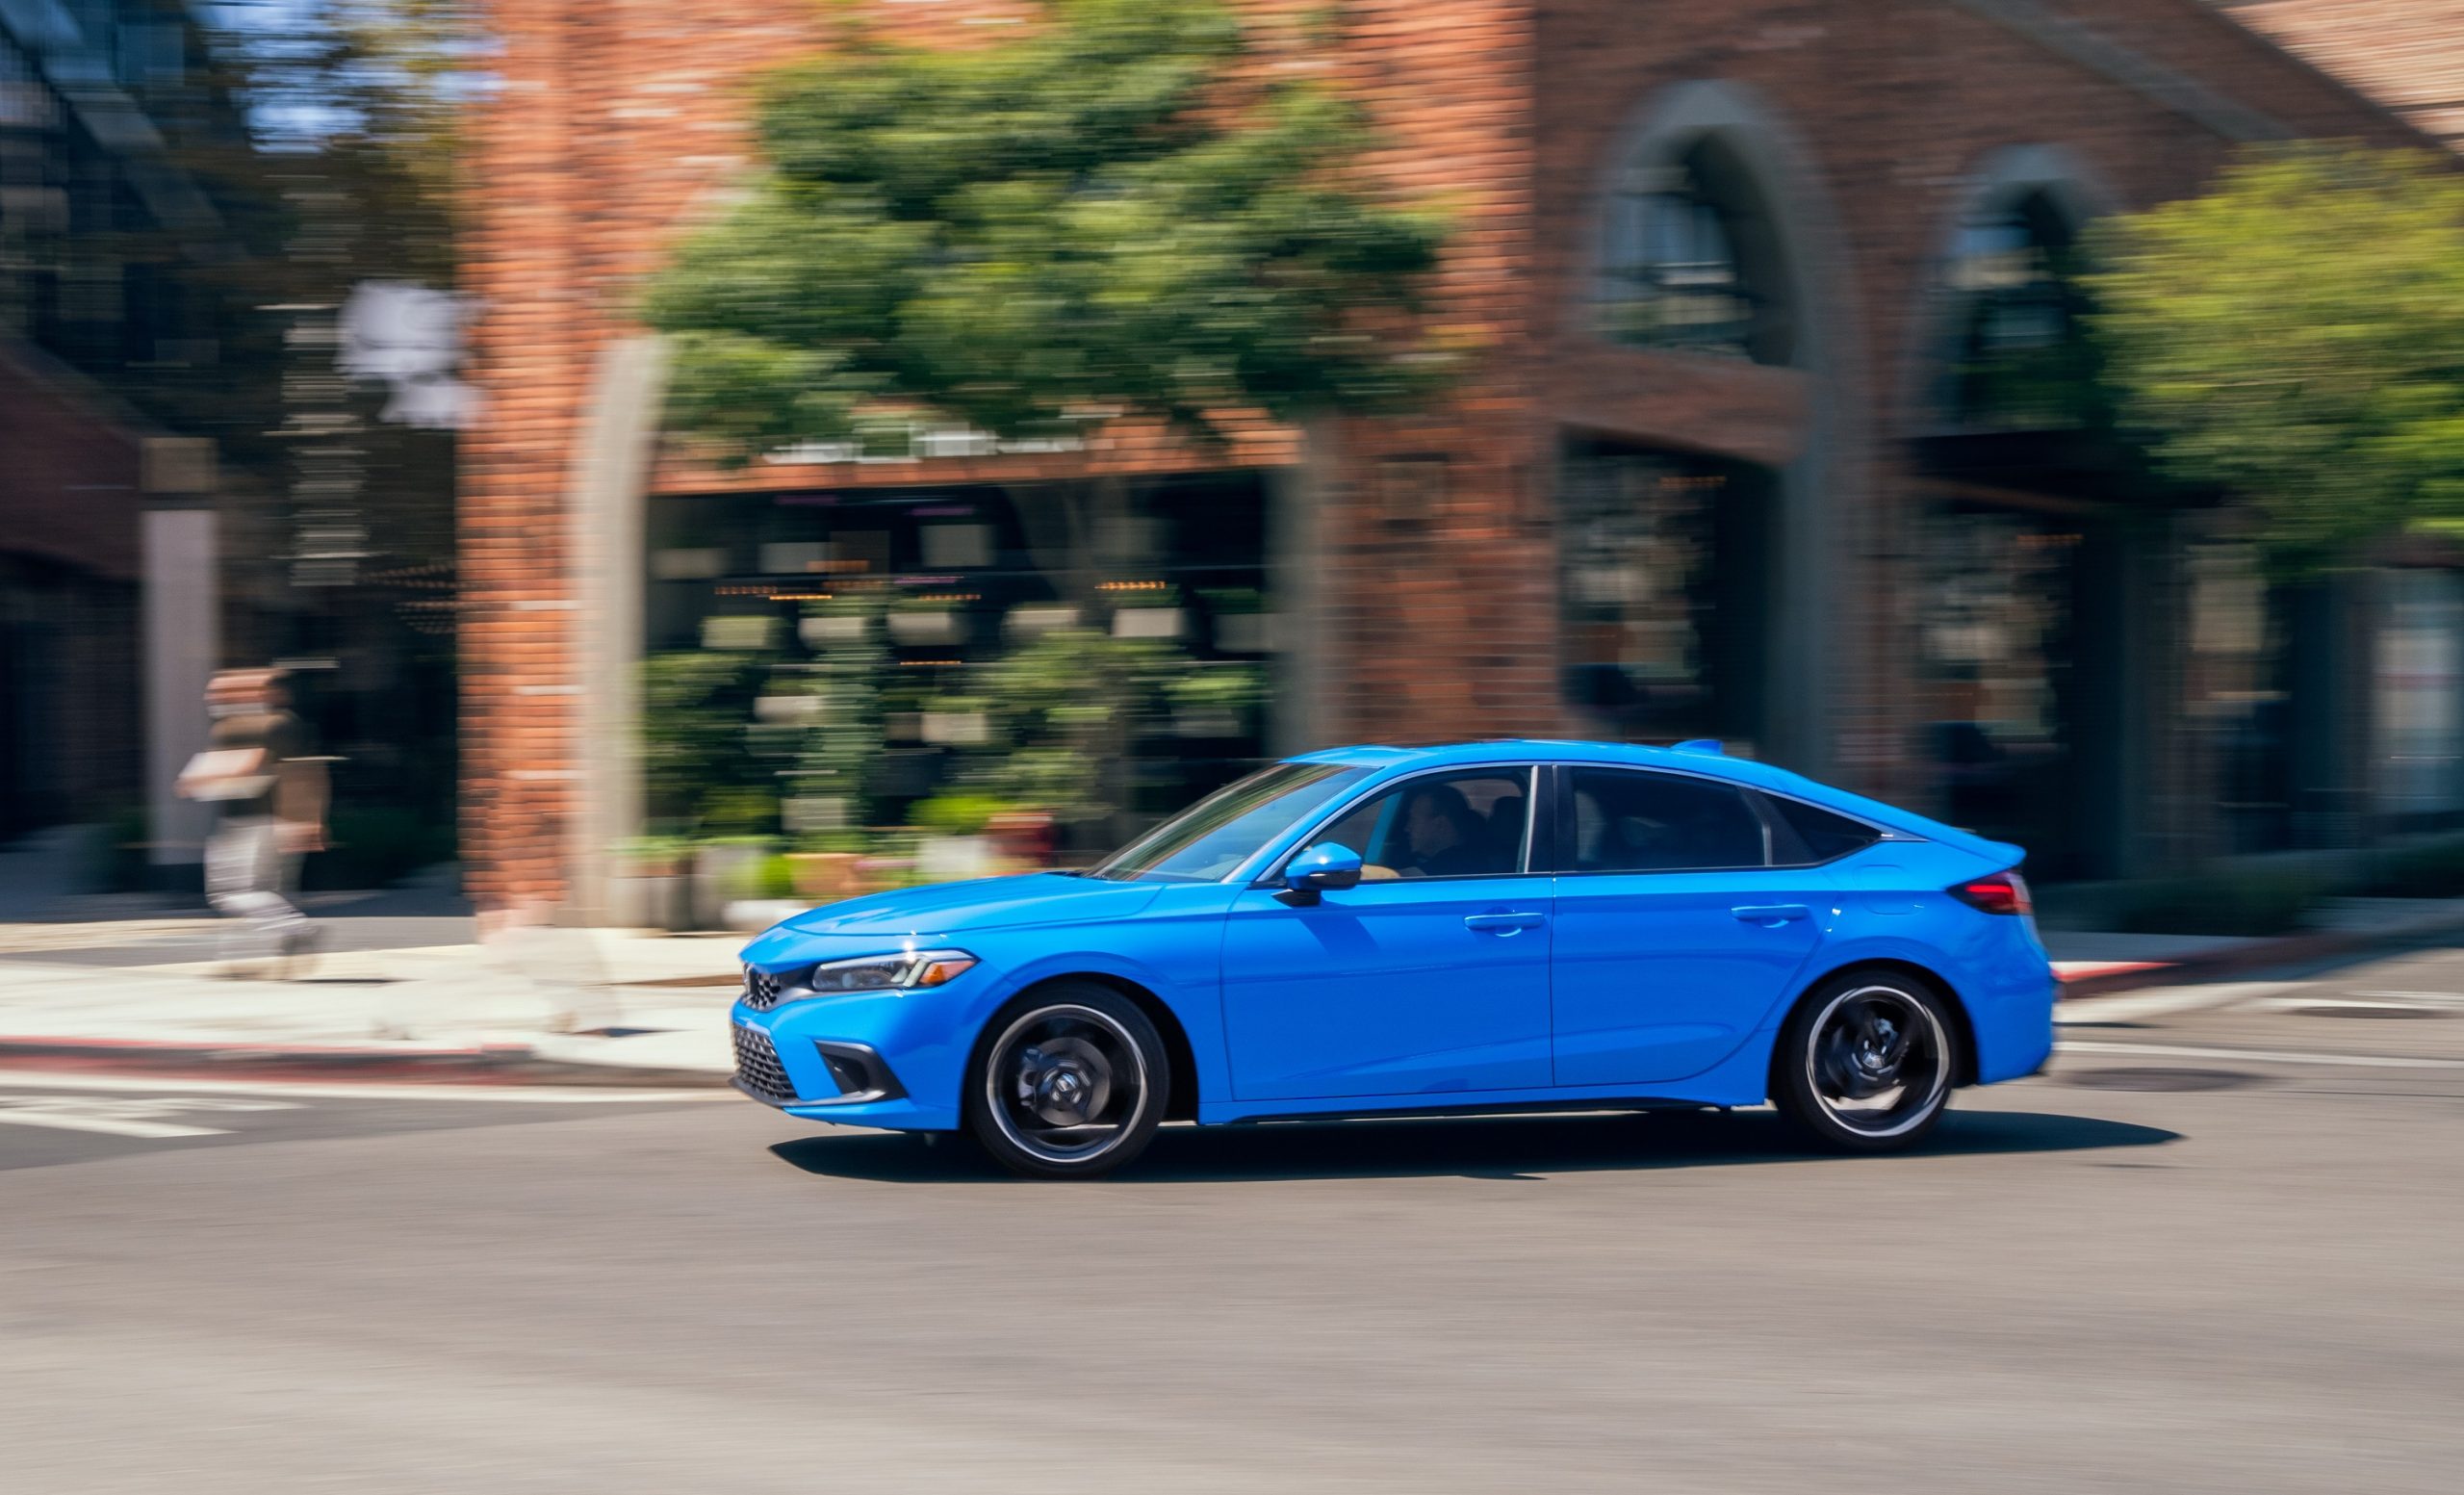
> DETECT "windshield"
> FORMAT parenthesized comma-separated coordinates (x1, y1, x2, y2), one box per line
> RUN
(1086, 761, 1370, 883)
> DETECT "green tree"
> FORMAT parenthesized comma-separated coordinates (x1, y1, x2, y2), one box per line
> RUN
(785, 595, 896, 841)
(968, 629, 1172, 830)
(641, 0, 1450, 458)
(641, 651, 777, 834)
(2091, 146, 2464, 573)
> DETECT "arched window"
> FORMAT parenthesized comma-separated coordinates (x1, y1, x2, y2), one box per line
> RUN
(1943, 190, 2096, 429)
(1599, 136, 1793, 365)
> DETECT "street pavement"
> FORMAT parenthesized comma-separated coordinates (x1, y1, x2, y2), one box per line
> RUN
(3, 948, 2462, 1493)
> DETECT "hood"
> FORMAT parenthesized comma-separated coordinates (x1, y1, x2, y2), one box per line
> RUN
(773, 872, 1167, 939)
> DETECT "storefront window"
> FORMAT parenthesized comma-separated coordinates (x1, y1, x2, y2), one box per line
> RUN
(2184, 539, 2292, 853)
(1559, 444, 1770, 749)
(1599, 139, 1791, 364)
(644, 474, 1274, 844)
(2375, 569, 2464, 824)
(1916, 507, 2081, 873)
(1943, 192, 2097, 431)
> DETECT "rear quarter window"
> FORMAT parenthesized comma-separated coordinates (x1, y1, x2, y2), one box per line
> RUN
(1767, 796, 1883, 864)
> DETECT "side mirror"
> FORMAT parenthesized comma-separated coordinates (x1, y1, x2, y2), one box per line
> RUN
(1278, 842, 1363, 905)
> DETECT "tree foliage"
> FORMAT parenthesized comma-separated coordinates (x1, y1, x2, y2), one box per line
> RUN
(2090, 146, 2464, 572)
(642, 0, 1450, 457)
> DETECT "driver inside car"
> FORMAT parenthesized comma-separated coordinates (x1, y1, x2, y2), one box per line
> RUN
(1380, 783, 1499, 879)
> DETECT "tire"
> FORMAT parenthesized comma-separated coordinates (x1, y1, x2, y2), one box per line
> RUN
(965, 984, 1169, 1179)
(1772, 970, 1959, 1152)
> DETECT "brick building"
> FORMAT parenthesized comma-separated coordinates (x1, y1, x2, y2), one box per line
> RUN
(462, 0, 2441, 918)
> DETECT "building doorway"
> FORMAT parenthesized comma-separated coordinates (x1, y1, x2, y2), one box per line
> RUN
(1558, 440, 1776, 755)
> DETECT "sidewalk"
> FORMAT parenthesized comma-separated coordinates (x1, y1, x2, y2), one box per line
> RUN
(2040, 895, 2464, 995)
(5, 895, 2464, 1085)
(0, 916, 747, 1083)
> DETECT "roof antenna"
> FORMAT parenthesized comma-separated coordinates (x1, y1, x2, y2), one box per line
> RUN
(1672, 738, 1724, 755)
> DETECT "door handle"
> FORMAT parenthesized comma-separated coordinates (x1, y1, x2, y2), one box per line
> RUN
(1464, 912, 1546, 934)
(1732, 904, 1810, 926)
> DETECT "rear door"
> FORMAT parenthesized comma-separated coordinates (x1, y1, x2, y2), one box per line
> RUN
(1547, 765, 1827, 1087)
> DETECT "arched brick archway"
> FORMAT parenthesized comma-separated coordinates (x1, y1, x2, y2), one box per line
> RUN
(1903, 143, 2120, 435)
(1556, 79, 1863, 777)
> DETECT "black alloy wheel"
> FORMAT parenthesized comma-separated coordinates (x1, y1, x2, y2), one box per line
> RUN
(1773, 972, 1958, 1151)
(966, 984, 1168, 1179)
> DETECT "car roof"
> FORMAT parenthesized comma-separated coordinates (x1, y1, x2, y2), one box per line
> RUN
(1293, 737, 1777, 777)
(1285, 739, 2013, 860)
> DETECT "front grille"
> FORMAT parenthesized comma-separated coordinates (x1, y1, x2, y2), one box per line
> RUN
(732, 1024, 798, 1102)
(741, 965, 783, 1012)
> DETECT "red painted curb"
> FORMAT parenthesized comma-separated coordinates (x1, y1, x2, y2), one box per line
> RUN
(2050, 911, 2464, 998)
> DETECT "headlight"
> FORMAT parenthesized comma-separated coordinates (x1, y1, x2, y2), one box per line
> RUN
(801, 948, 979, 996)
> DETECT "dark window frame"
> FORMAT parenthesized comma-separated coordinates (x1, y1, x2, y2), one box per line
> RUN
(1540, 765, 1890, 876)
(1550, 763, 1769, 876)
(1256, 764, 1545, 887)
(1746, 787, 1885, 868)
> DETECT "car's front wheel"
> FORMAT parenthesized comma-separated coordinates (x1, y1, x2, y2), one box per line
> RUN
(1773, 971, 1959, 1151)
(966, 984, 1168, 1179)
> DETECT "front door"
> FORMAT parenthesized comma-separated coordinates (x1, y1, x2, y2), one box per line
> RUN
(1219, 766, 1553, 1102)
(1549, 766, 1825, 1086)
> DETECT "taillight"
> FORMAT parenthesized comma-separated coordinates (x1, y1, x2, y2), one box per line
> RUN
(1951, 870, 2031, 915)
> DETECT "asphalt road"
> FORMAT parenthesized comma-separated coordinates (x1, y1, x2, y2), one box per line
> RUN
(4, 948, 2462, 1493)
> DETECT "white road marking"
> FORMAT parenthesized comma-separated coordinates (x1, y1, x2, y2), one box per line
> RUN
(2057, 1040, 2464, 1070)
(2056, 982, 2301, 1025)
(0, 1070, 729, 1104)
(0, 1094, 301, 1139)
(2245, 996, 2450, 1015)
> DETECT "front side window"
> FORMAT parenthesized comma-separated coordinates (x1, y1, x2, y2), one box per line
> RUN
(1302, 769, 1532, 881)
(1088, 761, 1367, 883)
(1562, 767, 1765, 873)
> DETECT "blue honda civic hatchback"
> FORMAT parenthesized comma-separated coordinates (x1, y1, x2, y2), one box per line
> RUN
(732, 740, 2056, 1177)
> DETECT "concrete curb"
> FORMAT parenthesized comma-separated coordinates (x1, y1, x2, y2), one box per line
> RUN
(0, 1035, 731, 1089)
(2054, 905, 2464, 998)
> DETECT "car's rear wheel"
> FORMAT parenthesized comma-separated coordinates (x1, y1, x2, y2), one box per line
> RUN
(1773, 971, 1958, 1151)
(966, 985, 1168, 1179)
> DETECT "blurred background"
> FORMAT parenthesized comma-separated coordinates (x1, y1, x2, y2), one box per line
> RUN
(1, 0, 2459, 941)
(7, 10, 2464, 1491)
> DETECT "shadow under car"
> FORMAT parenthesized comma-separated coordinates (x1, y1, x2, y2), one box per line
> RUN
(766, 1105, 2180, 1185)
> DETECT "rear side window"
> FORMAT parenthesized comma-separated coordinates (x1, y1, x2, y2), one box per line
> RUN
(1766, 795, 1882, 864)
(1562, 768, 1766, 872)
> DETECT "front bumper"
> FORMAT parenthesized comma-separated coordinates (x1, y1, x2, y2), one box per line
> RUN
(730, 1005, 962, 1131)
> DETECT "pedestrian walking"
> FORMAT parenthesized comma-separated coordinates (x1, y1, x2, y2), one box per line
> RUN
(176, 669, 329, 972)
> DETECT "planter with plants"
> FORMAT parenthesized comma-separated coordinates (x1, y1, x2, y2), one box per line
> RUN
(1167, 662, 1265, 739)
(905, 793, 1017, 882)
(1200, 586, 1273, 654)
(691, 834, 781, 930)
(611, 836, 695, 931)
(783, 830, 872, 905)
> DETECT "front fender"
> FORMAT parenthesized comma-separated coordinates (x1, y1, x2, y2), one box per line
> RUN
(755, 884, 1241, 1124)
(965, 948, 1224, 1097)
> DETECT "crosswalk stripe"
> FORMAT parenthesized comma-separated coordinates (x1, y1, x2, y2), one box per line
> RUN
(0, 1106, 224, 1139)
(0, 1093, 307, 1139)
(0, 1070, 728, 1103)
